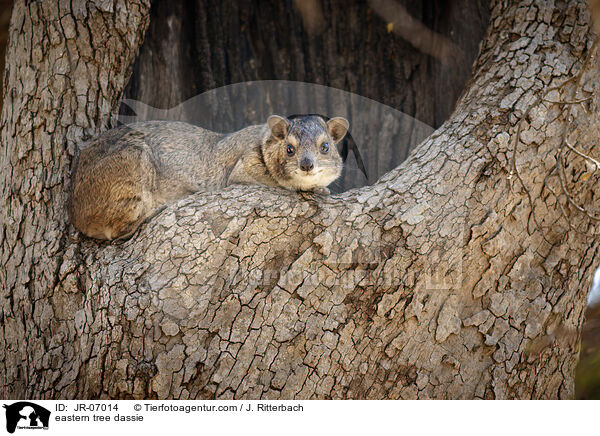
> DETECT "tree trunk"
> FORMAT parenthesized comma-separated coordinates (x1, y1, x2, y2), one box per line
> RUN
(0, 0, 14, 115)
(1, 0, 598, 399)
(0, 0, 150, 398)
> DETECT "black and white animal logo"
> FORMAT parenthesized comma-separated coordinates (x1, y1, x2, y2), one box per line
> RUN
(3, 402, 51, 433)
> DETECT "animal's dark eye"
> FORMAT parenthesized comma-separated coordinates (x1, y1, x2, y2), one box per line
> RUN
(320, 142, 330, 154)
(286, 144, 295, 156)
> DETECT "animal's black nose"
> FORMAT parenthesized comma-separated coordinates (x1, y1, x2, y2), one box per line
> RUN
(300, 158, 314, 172)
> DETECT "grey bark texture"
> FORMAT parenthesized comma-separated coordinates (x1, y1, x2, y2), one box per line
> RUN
(0, 0, 151, 398)
(1, 0, 599, 399)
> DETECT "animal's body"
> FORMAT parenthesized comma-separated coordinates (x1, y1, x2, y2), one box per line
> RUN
(69, 115, 349, 240)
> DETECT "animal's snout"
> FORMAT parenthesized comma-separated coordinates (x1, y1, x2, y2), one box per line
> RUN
(300, 157, 314, 172)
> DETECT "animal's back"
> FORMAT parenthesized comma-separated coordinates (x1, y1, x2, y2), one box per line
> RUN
(71, 125, 159, 240)
(71, 121, 226, 240)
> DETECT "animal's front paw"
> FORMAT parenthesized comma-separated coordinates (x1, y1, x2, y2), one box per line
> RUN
(312, 187, 331, 196)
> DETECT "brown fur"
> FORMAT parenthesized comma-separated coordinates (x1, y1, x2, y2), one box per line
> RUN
(228, 115, 347, 191)
(70, 115, 348, 240)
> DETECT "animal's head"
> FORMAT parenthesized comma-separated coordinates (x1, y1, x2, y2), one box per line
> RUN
(18, 407, 36, 424)
(264, 114, 349, 190)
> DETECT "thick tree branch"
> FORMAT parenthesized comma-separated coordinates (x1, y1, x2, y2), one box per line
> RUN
(1, 0, 599, 399)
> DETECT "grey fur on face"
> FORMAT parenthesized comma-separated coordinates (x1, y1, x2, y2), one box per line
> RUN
(251, 115, 347, 191)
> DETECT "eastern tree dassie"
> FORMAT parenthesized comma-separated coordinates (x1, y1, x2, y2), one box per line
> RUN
(70, 115, 349, 240)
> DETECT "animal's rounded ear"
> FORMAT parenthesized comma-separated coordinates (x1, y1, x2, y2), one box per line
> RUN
(267, 115, 290, 140)
(327, 117, 349, 143)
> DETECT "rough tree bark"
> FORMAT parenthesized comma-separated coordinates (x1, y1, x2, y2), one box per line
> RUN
(1, 0, 599, 399)
(0, 0, 13, 115)
(0, 0, 151, 398)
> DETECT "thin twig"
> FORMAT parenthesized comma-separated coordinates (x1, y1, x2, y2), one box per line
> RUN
(510, 37, 600, 230)
(510, 115, 542, 233)
(565, 139, 600, 170)
(544, 165, 578, 232)
(556, 38, 600, 222)
(542, 96, 593, 105)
